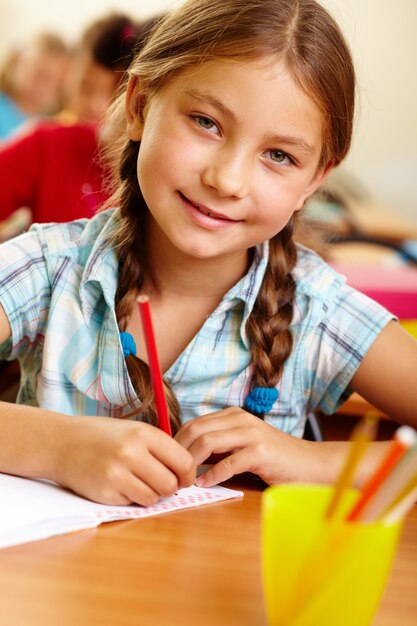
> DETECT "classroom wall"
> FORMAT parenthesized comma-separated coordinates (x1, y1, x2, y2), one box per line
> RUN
(322, 0, 417, 222)
(0, 0, 416, 222)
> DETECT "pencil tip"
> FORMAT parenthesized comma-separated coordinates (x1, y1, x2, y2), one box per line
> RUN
(137, 294, 149, 303)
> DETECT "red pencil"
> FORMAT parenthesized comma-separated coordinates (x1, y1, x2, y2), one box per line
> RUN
(137, 295, 172, 437)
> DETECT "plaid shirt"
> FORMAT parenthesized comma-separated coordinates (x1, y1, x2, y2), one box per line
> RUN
(0, 209, 394, 436)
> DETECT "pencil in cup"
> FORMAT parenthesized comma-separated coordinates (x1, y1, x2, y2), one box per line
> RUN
(346, 425, 417, 522)
(325, 412, 379, 520)
(137, 295, 172, 436)
(262, 484, 403, 626)
(382, 478, 417, 523)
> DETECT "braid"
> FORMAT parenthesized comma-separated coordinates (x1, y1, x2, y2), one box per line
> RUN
(245, 217, 297, 417)
(112, 139, 182, 433)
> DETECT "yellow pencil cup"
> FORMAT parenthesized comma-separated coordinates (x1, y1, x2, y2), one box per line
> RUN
(262, 484, 403, 626)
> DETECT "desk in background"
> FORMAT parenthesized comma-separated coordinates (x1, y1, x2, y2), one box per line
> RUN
(0, 478, 416, 626)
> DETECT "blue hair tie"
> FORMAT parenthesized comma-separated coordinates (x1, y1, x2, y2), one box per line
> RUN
(245, 387, 279, 414)
(120, 331, 136, 357)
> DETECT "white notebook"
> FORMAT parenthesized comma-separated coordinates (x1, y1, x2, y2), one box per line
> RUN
(0, 472, 243, 549)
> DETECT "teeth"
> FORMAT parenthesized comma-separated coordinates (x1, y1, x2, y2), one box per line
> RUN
(197, 203, 211, 217)
(190, 196, 216, 218)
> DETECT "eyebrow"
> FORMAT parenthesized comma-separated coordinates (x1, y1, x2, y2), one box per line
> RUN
(185, 89, 239, 124)
(269, 134, 316, 155)
(184, 88, 316, 155)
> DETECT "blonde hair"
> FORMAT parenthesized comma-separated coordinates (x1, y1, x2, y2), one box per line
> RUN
(106, 0, 355, 430)
(0, 33, 68, 96)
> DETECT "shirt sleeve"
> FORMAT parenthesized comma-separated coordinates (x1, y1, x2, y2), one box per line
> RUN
(304, 280, 395, 415)
(0, 230, 51, 360)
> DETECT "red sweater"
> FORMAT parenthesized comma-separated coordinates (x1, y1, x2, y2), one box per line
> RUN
(0, 121, 110, 224)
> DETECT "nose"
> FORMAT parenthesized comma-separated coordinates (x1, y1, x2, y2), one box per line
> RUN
(201, 146, 250, 199)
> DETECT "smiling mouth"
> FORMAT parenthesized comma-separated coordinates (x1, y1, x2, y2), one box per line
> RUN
(179, 192, 237, 221)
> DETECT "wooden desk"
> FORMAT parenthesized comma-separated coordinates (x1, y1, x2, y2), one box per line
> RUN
(0, 479, 416, 626)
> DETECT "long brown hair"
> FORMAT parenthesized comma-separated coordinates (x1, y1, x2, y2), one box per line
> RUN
(106, 0, 355, 429)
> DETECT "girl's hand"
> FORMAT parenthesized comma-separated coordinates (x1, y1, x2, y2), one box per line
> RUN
(56, 416, 196, 506)
(175, 407, 317, 487)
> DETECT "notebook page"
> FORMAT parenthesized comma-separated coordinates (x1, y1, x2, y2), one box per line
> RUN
(0, 474, 104, 548)
(93, 484, 244, 521)
(0, 473, 243, 549)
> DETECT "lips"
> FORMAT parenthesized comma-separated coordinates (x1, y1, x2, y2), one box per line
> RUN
(179, 192, 237, 221)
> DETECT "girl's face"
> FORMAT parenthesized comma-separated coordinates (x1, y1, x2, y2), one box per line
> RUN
(15, 48, 69, 114)
(127, 56, 331, 263)
(66, 55, 119, 124)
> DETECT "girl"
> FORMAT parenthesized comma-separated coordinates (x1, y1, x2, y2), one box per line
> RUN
(0, 15, 159, 230)
(0, 33, 70, 139)
(59, 13, 147, 126)
(0, 0, 416, 506)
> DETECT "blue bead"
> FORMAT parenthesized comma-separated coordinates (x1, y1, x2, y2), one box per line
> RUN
(245, 387, 279, 414)
(120, 331, 137, 357)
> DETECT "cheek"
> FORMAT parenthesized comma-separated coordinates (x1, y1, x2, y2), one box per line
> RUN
(137, 139, 174, 213)
(256, 179, 290, 211)
(267, 174, 312, 209)
(253, 181, 303, 230)
(137, 151, 151, 200)
(138, 125, 192, 191)
(137, 141, 163, 191)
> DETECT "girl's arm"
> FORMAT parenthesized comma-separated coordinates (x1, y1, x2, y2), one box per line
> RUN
(0, 402, 196, 505)
(0, 302, 11, 345)
(176, 407, 392, 488)
(349, 320, 417, 428)
(176, 321, 417, 488)
(0, 305, 196, 505)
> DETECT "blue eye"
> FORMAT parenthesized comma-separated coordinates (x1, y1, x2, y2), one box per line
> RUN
(197, 116, 214, 129)
(192, 115, 219, 134)
(269, 150, 289, 164)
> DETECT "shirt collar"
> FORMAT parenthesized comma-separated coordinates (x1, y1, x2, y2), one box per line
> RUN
(79, 209, 120, 325)
(78, 210, 269, 344)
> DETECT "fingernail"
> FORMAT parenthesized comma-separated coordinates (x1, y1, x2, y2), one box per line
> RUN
(195, 476, 205, 487)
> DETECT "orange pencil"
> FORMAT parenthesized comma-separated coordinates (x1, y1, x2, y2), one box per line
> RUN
(346, 425, 416, 522)
(325, 412, 379, 520)
(137, 295, 172, 437)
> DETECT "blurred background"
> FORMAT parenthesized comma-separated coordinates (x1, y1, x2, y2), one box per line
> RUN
(0, 0, 416, 222)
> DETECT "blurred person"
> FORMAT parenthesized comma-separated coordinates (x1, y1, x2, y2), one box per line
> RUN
(0, 15, 160, 230)
(0, 33, 70, 140)
(60, 13, 145, 125)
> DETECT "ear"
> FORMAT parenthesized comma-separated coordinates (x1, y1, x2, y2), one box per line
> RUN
(125, 76, 146, 141)
(295, 160, 334, 211)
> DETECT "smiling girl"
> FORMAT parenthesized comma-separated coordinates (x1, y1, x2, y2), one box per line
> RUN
(0, 0, 416, 505)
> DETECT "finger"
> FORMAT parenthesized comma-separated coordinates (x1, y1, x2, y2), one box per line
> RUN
(87, 469, 160, 507)
(187, 426, 253, 466)
(147, 430, 196, 488)
(176, 408, 254, 449)
(130, 453, 181, 499)
(119, 472, 163, 506)
(196, 448, 255, 487)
